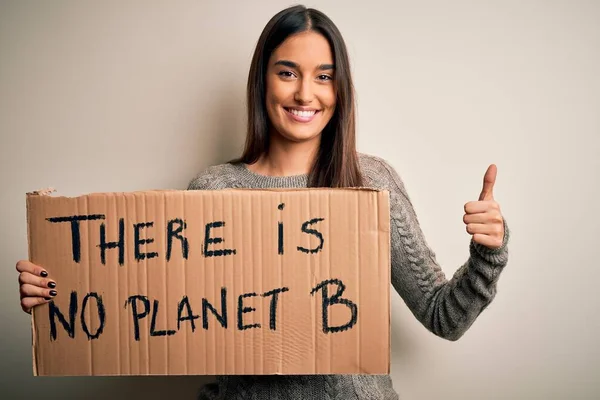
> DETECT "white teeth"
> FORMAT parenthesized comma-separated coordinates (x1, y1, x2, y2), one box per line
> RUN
(289, 109, 316, 117)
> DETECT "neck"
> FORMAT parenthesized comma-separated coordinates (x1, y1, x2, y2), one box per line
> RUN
(249, 132, 320, 177)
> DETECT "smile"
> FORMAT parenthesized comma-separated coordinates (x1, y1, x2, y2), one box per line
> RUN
(284, 107, 320, 123)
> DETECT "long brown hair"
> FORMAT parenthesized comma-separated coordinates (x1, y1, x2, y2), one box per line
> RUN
(233, 5, 363, 187)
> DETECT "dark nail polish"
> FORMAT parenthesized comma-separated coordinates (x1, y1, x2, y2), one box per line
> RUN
(48, 281, 56, 289)
(44, 297, 52, 301)
(40, 271, 48, 277)
(49, 290, 57, 297)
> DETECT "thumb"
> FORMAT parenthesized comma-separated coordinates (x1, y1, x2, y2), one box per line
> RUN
(478, 164, 497, 201)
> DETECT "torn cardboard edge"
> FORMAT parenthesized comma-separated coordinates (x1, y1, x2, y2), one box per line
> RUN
(26, 186, 384, 198)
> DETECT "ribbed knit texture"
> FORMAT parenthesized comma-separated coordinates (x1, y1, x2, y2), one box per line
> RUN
(189, 153, 510, 400)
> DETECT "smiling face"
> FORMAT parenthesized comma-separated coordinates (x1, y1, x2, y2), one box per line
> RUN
(265, 30, 336, 144)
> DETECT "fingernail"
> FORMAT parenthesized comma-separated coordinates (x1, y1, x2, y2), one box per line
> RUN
(44, 297, 52, 301)
(48, 281, 56, 289)
(40, 271, 48, 277)
(49, 290, 57, 297)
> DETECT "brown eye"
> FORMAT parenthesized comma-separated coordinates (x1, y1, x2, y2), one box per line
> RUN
(317, 74, 332, 81)
(278, 71, 295, 78)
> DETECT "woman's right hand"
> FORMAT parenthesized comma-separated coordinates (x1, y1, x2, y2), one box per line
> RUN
(16, 260, 57, 314)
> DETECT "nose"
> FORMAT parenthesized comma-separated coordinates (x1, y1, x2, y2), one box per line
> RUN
(294, 78, 314, 104)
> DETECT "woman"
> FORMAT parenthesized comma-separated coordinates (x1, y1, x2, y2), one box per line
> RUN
(16, 5, 509, 399)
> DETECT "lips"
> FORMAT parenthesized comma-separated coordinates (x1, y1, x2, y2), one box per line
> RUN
(284, 107, 320, 123)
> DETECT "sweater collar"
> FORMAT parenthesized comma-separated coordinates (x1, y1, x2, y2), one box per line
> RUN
(231, 162, 309, 188)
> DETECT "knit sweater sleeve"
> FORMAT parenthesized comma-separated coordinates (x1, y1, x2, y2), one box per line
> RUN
(365, 156, 510, 341)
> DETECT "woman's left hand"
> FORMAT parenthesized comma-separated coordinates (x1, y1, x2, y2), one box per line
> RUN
(463, 164, 505, 250)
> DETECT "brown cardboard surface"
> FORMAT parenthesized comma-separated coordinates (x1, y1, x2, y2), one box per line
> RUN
(26, 188, 390, 376)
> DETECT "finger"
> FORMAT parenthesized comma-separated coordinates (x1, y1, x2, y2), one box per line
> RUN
(464, 200, 499, 214)
(478, 164, 497, 201)
(21, 296, 51, 314)
(463, 210, 503, 225)
(465, 223, 497, 235)
(19, 272, 56, 289)
(473, 233, 503, 249)
(463, 213, 488, 224)
(16, 260, 48, 277)
(20, 283, 57, 299)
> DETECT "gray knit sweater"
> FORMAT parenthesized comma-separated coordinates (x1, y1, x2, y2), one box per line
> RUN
(187, 153, 510, 400)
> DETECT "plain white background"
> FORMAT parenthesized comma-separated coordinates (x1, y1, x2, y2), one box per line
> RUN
(1, 1, 598, 399)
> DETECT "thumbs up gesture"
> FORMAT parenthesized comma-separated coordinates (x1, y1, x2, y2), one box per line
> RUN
(463, 164, 505, 249)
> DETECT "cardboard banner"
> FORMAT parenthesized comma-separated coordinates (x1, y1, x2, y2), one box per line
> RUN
(26, 188, 390, 376)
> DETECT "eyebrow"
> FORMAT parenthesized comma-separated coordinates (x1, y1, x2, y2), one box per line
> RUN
(274, 60, 335, 71)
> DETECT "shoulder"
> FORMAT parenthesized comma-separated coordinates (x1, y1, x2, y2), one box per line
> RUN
(186, 162, 242, 190)
(358, 152, 414, 204)
(358, 153, 402, 188)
